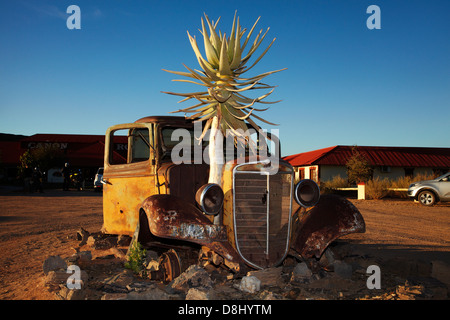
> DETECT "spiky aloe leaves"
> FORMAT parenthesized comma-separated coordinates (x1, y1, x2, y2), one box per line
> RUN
(163, 12, 286, 142)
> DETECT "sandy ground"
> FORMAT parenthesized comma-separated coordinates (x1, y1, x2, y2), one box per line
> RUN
(0, 188, 103, 299)
(344, 198, 450, 263)
(0, 186, 448, 300)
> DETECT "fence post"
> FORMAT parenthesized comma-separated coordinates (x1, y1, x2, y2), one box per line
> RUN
(357, 182, 366, 200)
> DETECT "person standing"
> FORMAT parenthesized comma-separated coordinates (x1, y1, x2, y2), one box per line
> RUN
(23, 165, 33, 192)
(62, 163, 70, 191)
(32, 167, 44, 193)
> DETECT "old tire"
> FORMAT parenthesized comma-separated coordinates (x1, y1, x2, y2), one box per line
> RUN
(418, 190, 436, 206)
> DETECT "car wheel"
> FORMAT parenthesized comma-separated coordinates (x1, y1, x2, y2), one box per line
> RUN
(418, 190, 436, 206)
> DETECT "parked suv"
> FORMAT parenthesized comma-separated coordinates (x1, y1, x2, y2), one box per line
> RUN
(408, 172, 450, 206)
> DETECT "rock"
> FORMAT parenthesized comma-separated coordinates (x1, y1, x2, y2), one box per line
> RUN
(239, 275, 261, 294)
(87, 234, 117, 250)
(145, 250, 159, 263)
(86, 236, 96, 247)
(319, 248, 336, 269)
(290, 262, 313, 284)
(56, 286, 86, 300)
(102, 270, 135, 293)
(259, 290, 285, 300)
(166, 265, 213, 294)
(247, 267, 283, 287)
(43, 255, 67, 275)
(395, 282, 425, 300)
(78, 251, 92, 263)
(45, 271, 70, 291)
(66, 251, 92, 266)
(77, 227, 90, 246)
(101, 293, 128, 300)
(110, 247, 127, 260)
(293, 262, 312, 278)
(45, 269, 88, 292)
(126, 281, 153, 292)
(186, 287, 217, 300)
(66, 254, 79, 264)
(334, 260, 353, 279)
(126, 285, 170, 300)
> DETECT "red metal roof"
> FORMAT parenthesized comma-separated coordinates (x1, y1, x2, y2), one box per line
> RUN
(21, 134, 105, 144)
(284, 146, 450, 168)
(0, 134, 127, 168)
(283, 146, 337, 167)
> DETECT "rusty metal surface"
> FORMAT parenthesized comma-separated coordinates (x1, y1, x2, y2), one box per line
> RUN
(135, 116, 190, 125)
(102, 174, 156, 236)
(149, 249, 183, 283)
(103, 116, 367, 272)
(158, 162, 209, 205)
(233, 170, 292, 269)
(222, 157, 294, 268)
(291, 194, 365, 259)
(141, 194, 245, 267)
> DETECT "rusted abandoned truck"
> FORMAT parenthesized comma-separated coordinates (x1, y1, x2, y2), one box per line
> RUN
(101, 116, 365, 281)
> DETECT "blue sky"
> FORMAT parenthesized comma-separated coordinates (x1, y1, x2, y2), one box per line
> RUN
(1, 0, 449, 156)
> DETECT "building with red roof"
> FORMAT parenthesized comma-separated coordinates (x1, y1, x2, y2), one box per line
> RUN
(0, 133, 127, 184)
(2, 132, 449, 186)
(283, 145, 450, 183)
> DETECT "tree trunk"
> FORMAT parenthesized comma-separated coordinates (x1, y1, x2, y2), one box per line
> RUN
(208, 115, 224, 186)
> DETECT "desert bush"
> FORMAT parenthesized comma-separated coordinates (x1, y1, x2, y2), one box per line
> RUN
(321, 175, 349, 194)
(365, 177, 390, 200)
(392, 172, 438, 188)
(387, 173, 439, 198)
(125, 241, 147, 276)
(387, 176, 411, 198)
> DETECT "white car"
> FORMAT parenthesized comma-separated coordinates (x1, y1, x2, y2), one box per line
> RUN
(408, 172, 450, 206)
(93, 167, 104, 192)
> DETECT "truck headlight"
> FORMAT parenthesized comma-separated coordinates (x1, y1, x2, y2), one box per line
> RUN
(294, 179, 320, 208)
(195, 183, 224, 215)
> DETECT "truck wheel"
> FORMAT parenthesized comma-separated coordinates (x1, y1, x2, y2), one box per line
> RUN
(418, 190, 436, 206)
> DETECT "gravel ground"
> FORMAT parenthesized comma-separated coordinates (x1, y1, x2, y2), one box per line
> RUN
(0, 186, 448, 300)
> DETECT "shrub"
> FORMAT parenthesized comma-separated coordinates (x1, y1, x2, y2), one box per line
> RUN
(365, 177, 390, 200)
(387, 173, 439, 198)
(125, 241, 147, 276)
(321, 175, 349, 194)
(346, 146, 373, 184)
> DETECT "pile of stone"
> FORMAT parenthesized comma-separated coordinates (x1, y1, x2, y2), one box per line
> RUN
(77, 227, 131, 250)
(42, 255, 89, 300)
(41, 228, 450, 300)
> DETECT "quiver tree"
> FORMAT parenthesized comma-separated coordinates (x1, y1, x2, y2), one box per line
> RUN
(163, 12, 285, 185)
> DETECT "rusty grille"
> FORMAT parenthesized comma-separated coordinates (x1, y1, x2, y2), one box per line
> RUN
(233, 168, 293, 269)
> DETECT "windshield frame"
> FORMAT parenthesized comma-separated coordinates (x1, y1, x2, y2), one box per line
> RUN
(158, 124, 280, 164)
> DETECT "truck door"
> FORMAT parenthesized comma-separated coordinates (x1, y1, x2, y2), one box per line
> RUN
(102, 123, 156, 236)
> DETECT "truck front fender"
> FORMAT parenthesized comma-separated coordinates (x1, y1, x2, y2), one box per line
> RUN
(139, 194, 245, 267)
(291, 194, 365, 259)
